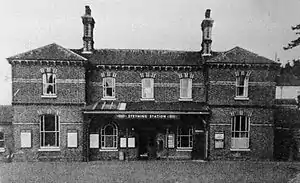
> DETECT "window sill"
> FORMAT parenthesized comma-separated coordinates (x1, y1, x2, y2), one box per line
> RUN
(234, 97, 249, 101)
(179, 98, 193, 102)
(230, 148, 250, 152)
(38, 147, 60, 152)
(176, 148, 193, 152)
(0, 148, 5, 152)
(101, 97, 116, 101)
(140, 98, 155, 101)
(99, 148, 118, 152)
(41, 95, 57, 99)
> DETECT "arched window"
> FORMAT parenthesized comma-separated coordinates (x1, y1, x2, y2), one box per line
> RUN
(40, 114, 59, 148)
(41, 68, 57, 97)
(101, 123, 118, 149)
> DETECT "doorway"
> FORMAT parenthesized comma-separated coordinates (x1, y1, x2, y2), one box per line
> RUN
(192, 132, 206, 159)
(138, 129, 157, 159)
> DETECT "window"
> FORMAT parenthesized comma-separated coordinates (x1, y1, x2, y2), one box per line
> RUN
(42, 72, 56, 96)
(40, 115, 59, 148)
(177, 127, 193, 148)
(101, 123, 118, 149)
(0, 132, 4, 149)
(142, 78, 154, 99)
(235, 71, 250, 99)
(231, 115, 250, 149)
(180, 78, 192, 99)
(103, 77, 115, 99)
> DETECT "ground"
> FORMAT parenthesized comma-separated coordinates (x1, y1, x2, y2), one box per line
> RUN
(0, 160, 299, 183)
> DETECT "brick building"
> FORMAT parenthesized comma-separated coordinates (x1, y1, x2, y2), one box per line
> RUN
(4, 6, 280, 161)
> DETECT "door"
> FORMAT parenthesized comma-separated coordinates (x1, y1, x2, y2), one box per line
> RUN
(138, 130, 156, 159)
(192, 132, 205, 159)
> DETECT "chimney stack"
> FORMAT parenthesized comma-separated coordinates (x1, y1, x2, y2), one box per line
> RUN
(81, 6, 95, 53)
(201, 9, 214, 56)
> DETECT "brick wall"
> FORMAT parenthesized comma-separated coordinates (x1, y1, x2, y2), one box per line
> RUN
(87, 69, 205, 103)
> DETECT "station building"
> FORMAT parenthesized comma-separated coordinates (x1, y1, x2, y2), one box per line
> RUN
(1, 6, 280, 161)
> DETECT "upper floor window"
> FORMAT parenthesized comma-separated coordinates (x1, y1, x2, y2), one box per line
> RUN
(177, 127, 193, 149)
(41, 68, 57, 97)
(101, 123, 118, 149)
(178, 73, 194, 101)
(101, 72, 117, 100)
(180, 78, 192, 99)
(40, 114, 59, 148)
(142, 78, 154, 99)
(235, 71, 251, 99)
(103, 77, 115, 99)
(140, 72, 156, 100)
(231, 114, 250, 150)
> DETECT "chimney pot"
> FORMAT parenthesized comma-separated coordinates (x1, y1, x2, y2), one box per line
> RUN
(85, 6, 91, 16)
(205, 9, 211, 18)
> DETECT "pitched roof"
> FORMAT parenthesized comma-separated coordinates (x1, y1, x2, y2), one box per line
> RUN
(7, 43, 87, 61)
(207, 46, 278, 64)
(0, 105, 12, 123)
(72, 49, 220, 66)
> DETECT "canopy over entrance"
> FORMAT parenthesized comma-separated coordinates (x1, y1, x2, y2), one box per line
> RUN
(83, 101, 210, 115)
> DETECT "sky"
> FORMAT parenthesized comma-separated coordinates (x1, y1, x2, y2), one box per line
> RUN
(0, 0, 300, 105)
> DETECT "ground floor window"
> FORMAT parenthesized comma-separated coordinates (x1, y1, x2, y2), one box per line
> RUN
(177, 127, 193, 148)
(101, 123, 118, 149)
(40, 114, 59, 148)
(0, 132, 4, 148)
(231, 115, 250, 149)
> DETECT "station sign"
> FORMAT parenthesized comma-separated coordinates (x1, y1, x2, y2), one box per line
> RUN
(115, 114, 179, 120)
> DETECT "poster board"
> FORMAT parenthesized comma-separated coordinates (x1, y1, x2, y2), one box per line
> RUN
(214, 132, 224, 149)
(120, 137, 127, 148)
(90, 134, 99, 148)
(21, 131, 31, 148)
(167, 134, 175, 148)
(67, 132, 78, 148)
(128, 137, 135, 148)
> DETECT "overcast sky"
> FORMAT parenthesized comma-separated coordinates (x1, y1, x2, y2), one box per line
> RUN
(0, 0, 300, 105)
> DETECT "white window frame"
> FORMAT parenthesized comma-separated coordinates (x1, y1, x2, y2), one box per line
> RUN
(42, 72, 57, 97)
(0, 131, 4, 151)
(177, 127, 193, 150)
(102, 77, 116, 100)
(235, 71, 250, 100)
(100, 123, 118, 149)
(180, 78, 192, 100)
(40, 115, 60, 149)
(231, 115, 250, 151)
(141, 78, 154, 100)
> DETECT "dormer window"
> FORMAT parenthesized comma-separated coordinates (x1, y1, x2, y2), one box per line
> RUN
(235, 71, 251, 100)
(178, 73, 193, 101)
(41, 68, 57, 98)
(101, 72, 117, 100)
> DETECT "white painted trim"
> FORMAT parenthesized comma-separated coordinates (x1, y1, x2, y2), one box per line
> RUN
(179, 98, 193, 102)
(230, 148, 250, 152)
(41, 95, 57, 99)
(251, 124, 273, 127)
(176, 148, 192, 152)
(234, 97, 249, 101)
(101, 98, 116, 101)
(38, 148, 60, 152)
(140, 98, 155, 101)
(13, 123, 38, 125)
(83, 111, 210, 115)
(209, 123, 231, 126)
(99, 149, 118, 152)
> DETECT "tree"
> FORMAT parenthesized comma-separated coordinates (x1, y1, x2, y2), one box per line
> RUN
(284, 24, 300, 50)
